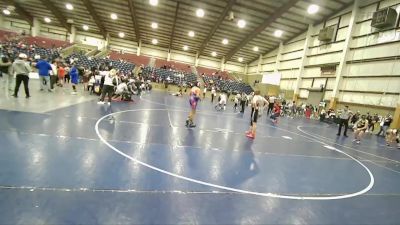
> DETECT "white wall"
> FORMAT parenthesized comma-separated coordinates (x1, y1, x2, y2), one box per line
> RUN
(247, 0, 400, 108)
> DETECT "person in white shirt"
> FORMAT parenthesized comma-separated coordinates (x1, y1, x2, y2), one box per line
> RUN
(203, 87, 207, 99)
(211, 86, 216, 103)
(98, 69, 117, 105)
(234, 93, 240, 111)
(267, 95, 275, 115)
(50, 60, 58, 90)
(246, 90, 268, 139)
(216, 92, 227, 110)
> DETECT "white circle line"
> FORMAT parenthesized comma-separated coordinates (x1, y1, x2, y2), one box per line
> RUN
(95, 109, 374, 200)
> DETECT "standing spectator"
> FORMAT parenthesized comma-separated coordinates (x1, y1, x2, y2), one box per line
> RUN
(377, 114, 393, 136)
(11, 53, 31, 98)
(50, 60, 58, 90)
(98, 69, 117, 104)
(57, 63, 65, 87)
(64, 65, 70, 84)
(267, 95, 275, 115)
(70, 63, 79, 95)
(337, 106, 351, 137)
(211, 86, 216, 103)
(35, 57, 52, 92)
(203, 86, 207, 99)
(240, 92, 247, 113)
(0, 55, 12, 91)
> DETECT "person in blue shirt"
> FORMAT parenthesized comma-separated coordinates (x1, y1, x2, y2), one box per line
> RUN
(35, 57, 52, 92)
(70, 63, 79, 95)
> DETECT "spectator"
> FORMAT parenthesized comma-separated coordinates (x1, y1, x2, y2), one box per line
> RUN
(11, 53, 31, 98)
(377, 114, 393, 137)
(34, 57, 52, 92)
(0, 55, 12, 91)
(70, 63, 79, 95)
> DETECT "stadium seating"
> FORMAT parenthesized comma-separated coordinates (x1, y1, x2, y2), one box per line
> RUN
(202, 74, 253, 94)
(65, 53, 135, 75)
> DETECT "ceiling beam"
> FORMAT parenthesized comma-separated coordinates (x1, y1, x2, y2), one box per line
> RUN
(128, 0, 141, 43)
(82, 0, 107, 39)
(197, 0, 236, 56)
(39, 0, 71, 33)
(5, 0, 33, 26)
(224, 0, 300, 62)
(168, 1, 180, 51)
(248, 0, 355, 64)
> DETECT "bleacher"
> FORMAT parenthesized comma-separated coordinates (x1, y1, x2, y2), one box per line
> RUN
(1, 42, 61, 61)
(141, 66, 197, 85)
(65, 53, 135, 75)
(202, 74, 253, 94)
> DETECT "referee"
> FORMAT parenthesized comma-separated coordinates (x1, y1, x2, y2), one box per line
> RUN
(337, 105, 352, 137)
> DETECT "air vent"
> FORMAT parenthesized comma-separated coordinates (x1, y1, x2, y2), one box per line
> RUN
(318, 26, 335, 42)
(371, 7, 398, 29)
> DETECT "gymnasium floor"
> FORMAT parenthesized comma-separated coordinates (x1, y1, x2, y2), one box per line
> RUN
(1, 87, 400, 224)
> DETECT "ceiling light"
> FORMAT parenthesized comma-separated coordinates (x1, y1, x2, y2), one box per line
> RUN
(222, 38, 229, 45)
(274, 30, 283, 37)
(82, 25, 89, 31)
(307, 4, 319, 14)
(253, 46, 259, 52)
(118, 32, 125, 38)
(149, 0, 158, 6)
(238, 57, 243, 62)
(237, 19, 246, 28)
(65, 3, 73, 10)
(188, 31, 195, 37)
(196, 9, 204, 17)
(44, 17, 51, 23)
(183, 45, 189, 51)
(2, 9, 10, 15)
(151, 22, 158, 29)
(110, 13, 118, 20)
(211, 51, 217, 57)
(152, 39, 158, 44)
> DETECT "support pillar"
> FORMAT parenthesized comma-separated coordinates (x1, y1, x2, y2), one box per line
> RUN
(244, 64, 248, 74)
(393, 96, 400, 129)
(256, 54, 262, 73)
(104, 33, 110, 49)
(274, 42, 284, 73)
(293, 24, 314, 102)
(167, 51, 171, 61)
(329, 0, 360, 109)
(137, 40, 142, 56)
(0, 14, 4, 29)
(69, 25, 76, 44)
(220, 56, 226, 71)
(32, 17, 41, 37)
(194, 52, 199, 67)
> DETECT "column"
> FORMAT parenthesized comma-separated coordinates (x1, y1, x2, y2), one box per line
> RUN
(69, 25, 76, 44)
(167, 51, 171, 61)
(31, 17, 41, 37)
(0, 14, 4, 29)
(256, 54, 262, 73)
(136, 40, 142, 56)
(293, 24, 314, 102)
(274, 42, 284, 73)
(393, 96, 400, 128)
(244, 64, 248, 74)
(194, 52, 199, 67)
(329, 0, 360, 109)
(220, 56, 226, 71)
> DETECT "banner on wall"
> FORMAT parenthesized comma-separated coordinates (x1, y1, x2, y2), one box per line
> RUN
(261, 72, 281, 85)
